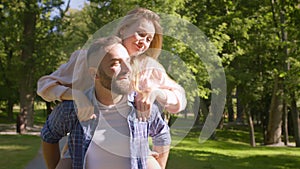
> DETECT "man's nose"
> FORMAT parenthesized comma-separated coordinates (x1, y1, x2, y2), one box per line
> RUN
(122, 61, 131, 73)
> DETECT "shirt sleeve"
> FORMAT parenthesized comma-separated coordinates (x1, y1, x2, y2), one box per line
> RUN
(137, 56, 187, 113)
(40, 101, 78, 144)
(149, 103, 171, 146)
(37, 50, 85, 102)
(154, 71, 187, 113)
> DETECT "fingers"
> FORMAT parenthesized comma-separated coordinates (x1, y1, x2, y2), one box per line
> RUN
(135, 91, 157, 121)
(137, 110, 150, 122)
(149, 151, 160, 159)
(77, 106, 96, 122)
(89, 114, 97, 120)
(135, 97, 151, 121)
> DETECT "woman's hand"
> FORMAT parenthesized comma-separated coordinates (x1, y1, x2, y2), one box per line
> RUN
(135, 88, 166, 121)
(72, 90, 96, 121)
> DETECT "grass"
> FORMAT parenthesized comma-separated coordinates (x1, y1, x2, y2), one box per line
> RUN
(0, 135, 41, 169)
(0, 106, 46, 169)
(1, 127, 300, 169)
(167, 127, 300, 169)
(1, 109, 300, 169)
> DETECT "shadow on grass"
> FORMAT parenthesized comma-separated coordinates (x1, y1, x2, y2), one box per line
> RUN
(168, 126, 300, 169)
(167, 148, 300, 169)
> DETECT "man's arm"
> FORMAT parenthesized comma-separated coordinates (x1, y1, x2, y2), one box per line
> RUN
(40, 101, 76, 169)
(152, 145, 170, 169)
(42, 142, 60, 169)
(149, 103, 172, 169)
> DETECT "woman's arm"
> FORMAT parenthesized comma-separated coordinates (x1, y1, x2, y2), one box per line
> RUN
(153, 72, 187, 113)
(135, 56, 187, 114)
(37, 50, 95, 121)
(37, 50, 83, 102)
(133, 56, 187, 121)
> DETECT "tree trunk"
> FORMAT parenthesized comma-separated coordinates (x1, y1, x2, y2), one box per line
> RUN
(261, 94, 270, 144)
(265, 76, 283, 145)
(278, 0, 290, 146)
(290, 93, 300, 147)
(236, 85, 244, 123)
(282, 101, 289, 145)
(19, 86, 35, 128)
(7, 99, 14, 121)
(246, 106, 256, 147)
(17, 1, 37, 131)
(226, 90, 234, 122)
(199, 97, 209, 123)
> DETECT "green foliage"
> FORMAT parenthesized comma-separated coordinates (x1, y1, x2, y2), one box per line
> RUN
(0, 1, 23, 103)
(0, 1, 70, 123)
(1, 0, 299, 143)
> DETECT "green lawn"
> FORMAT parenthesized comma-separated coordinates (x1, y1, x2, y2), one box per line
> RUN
(0, 135, 41, 169)
(1, 127, 299, 169)
(1, 109, 300, 169)
(167, 128, 300, 169)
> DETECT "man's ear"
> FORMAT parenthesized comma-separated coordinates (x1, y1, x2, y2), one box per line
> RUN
(89, 67, 98, 79)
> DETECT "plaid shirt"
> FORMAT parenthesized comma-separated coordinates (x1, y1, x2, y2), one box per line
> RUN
(41, 89, 171, 169)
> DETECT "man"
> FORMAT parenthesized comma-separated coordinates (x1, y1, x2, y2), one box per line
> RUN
(41, 36, 171, 169)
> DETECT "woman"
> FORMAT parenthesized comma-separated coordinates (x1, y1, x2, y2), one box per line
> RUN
(37, 7, 186, 121)
(39, 7, 186, 169)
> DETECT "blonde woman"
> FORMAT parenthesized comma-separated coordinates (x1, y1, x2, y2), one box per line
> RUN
(39, 8, 186, 169)
(37, 8, 186, 121)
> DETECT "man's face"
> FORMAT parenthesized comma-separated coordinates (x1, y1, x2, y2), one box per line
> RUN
(97, 44, 132, 94)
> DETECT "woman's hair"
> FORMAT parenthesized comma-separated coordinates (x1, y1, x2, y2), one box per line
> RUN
(115, 7, 163, 60)
(130, 54, 166, 95)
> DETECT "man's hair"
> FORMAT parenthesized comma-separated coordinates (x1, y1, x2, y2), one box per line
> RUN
(87, 36, 122, 68)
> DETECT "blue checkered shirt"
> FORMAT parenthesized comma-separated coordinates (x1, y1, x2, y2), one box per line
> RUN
(41, 89, 171, 169)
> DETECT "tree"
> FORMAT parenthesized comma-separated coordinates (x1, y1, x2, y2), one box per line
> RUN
(17, 0, 38, 132)
(1, 0, 70, 132)
(0, 1, 21, 121)
(179, 0, 300, 146)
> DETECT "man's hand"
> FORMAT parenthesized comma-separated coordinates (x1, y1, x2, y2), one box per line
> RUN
(152, 145, 170, 169)
(149, 150, 160, 159)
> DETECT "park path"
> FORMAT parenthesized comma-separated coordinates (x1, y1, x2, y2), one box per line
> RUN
(24, 136, 67, 169)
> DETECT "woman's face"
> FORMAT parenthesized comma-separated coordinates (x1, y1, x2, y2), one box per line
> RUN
(122, 19, 155, 57)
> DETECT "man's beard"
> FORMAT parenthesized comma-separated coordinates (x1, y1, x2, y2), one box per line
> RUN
(98, 68, 131, 94)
